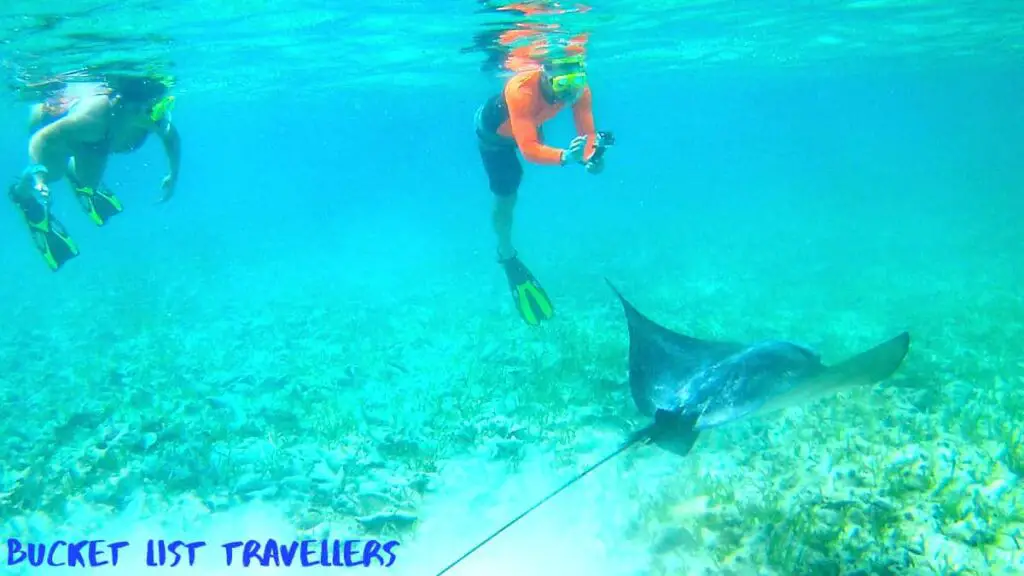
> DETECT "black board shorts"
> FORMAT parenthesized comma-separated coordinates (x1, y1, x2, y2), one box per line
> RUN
(475, 94, 523, 197)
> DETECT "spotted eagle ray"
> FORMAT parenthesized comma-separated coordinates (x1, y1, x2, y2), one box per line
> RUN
(435, 280, 910, 575)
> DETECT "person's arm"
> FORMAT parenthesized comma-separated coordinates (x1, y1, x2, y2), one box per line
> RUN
(572, 87, 598, 161)
(506, 85, 565, 165)
(154, 119, 181, 182)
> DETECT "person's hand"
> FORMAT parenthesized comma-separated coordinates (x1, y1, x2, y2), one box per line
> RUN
(585, 156, 604, 174)
(561, 135, 588, 165)
(158, 174, 177, 203)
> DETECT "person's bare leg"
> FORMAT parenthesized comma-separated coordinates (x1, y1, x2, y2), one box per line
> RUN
(493, 193, 517, 261)
(67, 151, 124, 225)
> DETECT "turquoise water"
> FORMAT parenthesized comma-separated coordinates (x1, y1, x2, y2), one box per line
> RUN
(1, 1, 1023, 575)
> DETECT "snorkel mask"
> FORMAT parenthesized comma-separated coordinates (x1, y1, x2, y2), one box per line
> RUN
(545, 54, 587, 99)
(105, 74, 174, 122)
(149, 95, 175, 123)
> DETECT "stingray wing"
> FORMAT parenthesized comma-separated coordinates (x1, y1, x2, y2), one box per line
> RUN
(753, 331, 911, 418)
(607, 280, 744, 416)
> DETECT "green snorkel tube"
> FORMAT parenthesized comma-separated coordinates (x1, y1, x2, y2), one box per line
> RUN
(150, 95, 175, 123)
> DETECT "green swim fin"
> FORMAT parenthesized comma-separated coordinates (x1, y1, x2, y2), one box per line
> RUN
(500, 254, 554, 326)
(9, 185, 80, 271)
(75, 185, 123, 226)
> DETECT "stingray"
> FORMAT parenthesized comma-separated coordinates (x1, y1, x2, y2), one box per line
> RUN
(434, 280, 910, 575)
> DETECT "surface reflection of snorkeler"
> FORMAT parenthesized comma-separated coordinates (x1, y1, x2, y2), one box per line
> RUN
(464, 0, 591, 73)
(9, 75, 182, 271)
(473, 47, 615, 326)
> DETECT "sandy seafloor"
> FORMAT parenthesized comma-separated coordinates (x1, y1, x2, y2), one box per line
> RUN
(1, 193, 1022, 576)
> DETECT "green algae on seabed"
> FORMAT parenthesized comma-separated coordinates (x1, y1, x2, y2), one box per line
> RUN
(999, 424, 1024, 479)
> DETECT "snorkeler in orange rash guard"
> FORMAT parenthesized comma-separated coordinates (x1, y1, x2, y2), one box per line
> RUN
(473, 49, 613, 326)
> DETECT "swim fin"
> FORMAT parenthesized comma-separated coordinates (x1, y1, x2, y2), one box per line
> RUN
(75, 185, 123, 226)
(9, 185, 80, 271)
(500, 254, 554, 326)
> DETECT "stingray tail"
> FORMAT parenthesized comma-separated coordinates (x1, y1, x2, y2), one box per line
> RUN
(433, 429, 650, 576)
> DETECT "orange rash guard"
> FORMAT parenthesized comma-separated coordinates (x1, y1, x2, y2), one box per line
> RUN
(495, 69, 597, 165)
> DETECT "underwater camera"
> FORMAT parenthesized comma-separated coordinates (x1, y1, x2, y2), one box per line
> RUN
(591, 130, 615, 162)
